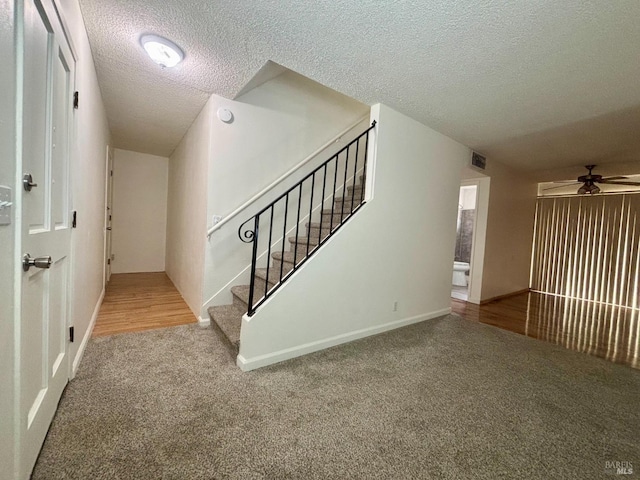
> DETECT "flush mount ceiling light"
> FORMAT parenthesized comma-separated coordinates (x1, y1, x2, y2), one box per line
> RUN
(140, 34, 184, 68)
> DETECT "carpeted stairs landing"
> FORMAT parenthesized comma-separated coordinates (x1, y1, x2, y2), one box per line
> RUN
(208, 180, 365, 353)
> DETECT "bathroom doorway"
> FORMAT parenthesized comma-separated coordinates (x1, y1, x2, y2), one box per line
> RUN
(452, 185, 477, 301)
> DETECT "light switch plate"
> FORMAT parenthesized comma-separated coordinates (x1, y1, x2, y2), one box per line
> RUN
(0, 185, 12, 226)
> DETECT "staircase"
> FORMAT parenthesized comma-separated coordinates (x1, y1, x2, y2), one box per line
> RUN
(208, 180, 366, 355)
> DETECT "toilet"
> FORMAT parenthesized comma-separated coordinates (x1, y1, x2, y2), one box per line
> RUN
(452, 261, 470, 286)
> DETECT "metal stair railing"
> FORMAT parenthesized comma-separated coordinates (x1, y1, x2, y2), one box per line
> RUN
(238, 121, 376, 316)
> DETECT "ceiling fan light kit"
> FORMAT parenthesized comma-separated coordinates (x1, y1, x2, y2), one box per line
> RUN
(545, 165, 640, 195)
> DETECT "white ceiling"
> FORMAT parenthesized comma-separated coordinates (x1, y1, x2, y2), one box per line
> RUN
(78, 0, 640, 176)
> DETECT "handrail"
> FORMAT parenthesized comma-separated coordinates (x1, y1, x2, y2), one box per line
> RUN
(206, 114, 369, 238)
(238, 120, 377, 316)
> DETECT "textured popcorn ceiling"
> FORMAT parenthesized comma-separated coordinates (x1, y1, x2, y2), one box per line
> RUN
(78, 0, 640, 174)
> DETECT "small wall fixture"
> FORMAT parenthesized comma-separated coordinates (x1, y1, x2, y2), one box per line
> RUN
(140, 34, 184, 68)
(217, 108, 234, 124)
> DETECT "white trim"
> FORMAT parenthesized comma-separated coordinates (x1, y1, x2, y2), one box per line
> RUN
(70, 288, 104, 378)
(198, 316, 211, 326)
(206, 115, 369, 238)
(236, 307, 451, 371)
(461, 177, 490, 305)
(102, 145, 109, 288)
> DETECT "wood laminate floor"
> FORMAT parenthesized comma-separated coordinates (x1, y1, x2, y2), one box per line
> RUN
(92, 272, 197, 337)
(452, 291, 639, 369)
(93, 274, 639, 370)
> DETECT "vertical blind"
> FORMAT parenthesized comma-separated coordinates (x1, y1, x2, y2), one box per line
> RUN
(531, 193, 640, 309)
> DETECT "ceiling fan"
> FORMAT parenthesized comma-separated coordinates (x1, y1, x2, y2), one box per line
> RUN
(545, 165, 640, 195)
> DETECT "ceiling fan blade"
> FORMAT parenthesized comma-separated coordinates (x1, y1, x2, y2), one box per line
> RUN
(542, 182, 581, 191)
(599, 180, 640, 186)
(600, 176, 628, 181)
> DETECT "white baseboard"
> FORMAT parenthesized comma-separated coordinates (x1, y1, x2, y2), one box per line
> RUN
(198, 316, 211, 326)
(236, 307, 451, 372)
(70, 288, 105, 379)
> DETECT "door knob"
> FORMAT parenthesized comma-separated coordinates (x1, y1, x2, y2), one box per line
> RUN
(23, 173, 38, 192)
(22, 253, 52, 271)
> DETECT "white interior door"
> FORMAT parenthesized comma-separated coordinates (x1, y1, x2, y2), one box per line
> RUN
(105, 146, 114, 282)
(20, 0, 75, 475)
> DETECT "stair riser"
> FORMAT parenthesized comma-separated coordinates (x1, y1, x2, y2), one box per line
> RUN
(272, 259, 294, 276)
(288, 236, 320, 248)
(334, 205, 360, 215)
(321, 211, 351, 223)
(337, 192, 365, 203)
(253, 276, 276, 297)
(334, 201, 361, 212)
(231, 293, 248, 312)
(347, 185, 364, 195)
(291, 243, 319, 258)
(306, 226, 334, 242)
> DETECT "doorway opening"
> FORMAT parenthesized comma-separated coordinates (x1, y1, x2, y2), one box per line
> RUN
(452, 185, 477, 301)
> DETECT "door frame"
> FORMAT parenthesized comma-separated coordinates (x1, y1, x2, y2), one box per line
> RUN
(103, 144, 114, 285)
(460, 177, 490, 304)
(14, 0, 78, 477)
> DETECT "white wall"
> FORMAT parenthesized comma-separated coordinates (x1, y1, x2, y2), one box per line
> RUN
(202, 71, 369, 317)
(464, 160, 537, 301)
(166, 96, 213, 314)
(238, 103, 470, 370)
(0, 0, 16, 476)
(57, 0, 111, 374)
(111, 149, 168, 273)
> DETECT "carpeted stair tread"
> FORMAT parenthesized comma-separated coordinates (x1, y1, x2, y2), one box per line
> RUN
(231, 285, 251, 305)
(306, 221, 341, 231)
(271, 251, 300, 264)
(322, 207, 355, 215)
(335, 196, 364, 203)
(288, 236, 319, 246)
(207, 305, 242, 349)
(254, 268, 281, 286)
(306, 221, 340, 227)
(321, 209, 354, 220)
(208, 171, 368, 354)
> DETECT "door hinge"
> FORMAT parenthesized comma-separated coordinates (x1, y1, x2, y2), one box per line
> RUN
(107, 258, 111, 265)
(73, 91, 79, 109)
(69, 326, 75, 342)
(72, 210, 77, 228)
(110, 169, 113, 177)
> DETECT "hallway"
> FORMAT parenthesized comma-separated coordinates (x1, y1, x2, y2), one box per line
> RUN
(92, 273, 197, 337)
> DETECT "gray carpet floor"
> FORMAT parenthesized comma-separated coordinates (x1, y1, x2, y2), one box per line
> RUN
(33, 315, 639, 479)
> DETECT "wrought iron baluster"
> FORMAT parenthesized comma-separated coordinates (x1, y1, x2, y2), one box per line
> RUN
(351, 137, 360, 213)
(341, 145, 350, 222)
(330, 154, 339, 232)
(265, 205, 274, 299)
(294, 183, 303, 267)
(307, 172, 315, 256)
(238, 121, 376, 316)
(319, 164, 328, 244)
(361, 124, 374, 204)
(280, 193, 289, 281)
(248, 215, 259, 315)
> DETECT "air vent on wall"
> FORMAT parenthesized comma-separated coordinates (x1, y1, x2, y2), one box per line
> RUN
(471, 152, 486, 170)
